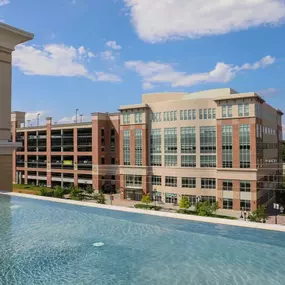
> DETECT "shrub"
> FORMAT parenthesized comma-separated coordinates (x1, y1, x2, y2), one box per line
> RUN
(39, 188, 53, 197)
(134, 204, 162, 211)
(53, 186, 65, 198)
(97, 192, 106, 204)
(179, 196, 190, 210)
(70, 187, 83, 200)
(141, 194, 152, 205)
(248, 205, 268, 223)
(196, 201, 218, 216)
(86, 185, 94, 195)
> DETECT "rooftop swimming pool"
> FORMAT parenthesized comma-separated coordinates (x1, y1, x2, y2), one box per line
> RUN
(1, 194, 285, 285)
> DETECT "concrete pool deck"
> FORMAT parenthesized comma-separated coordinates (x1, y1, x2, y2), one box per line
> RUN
(2, 191, 285, 233)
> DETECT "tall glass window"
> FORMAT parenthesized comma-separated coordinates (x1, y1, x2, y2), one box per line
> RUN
(182, 177, 196, 188)
(135, 111, 142, 123)
(238, 103, 249, 117)
(164, 155, 177, 166)
(123, 130, 130, 165)
(150, 129, 161, 166)
(135, 129, 142, 166)
(123, 112, 130, 124)
(164, 128, 177, 153)
(222, 125, 233, 168)
(201, 178, 216, 189)
(200, 126, 216, 153)
(181, 127, 196, 153)
(240, 124, 250, 168)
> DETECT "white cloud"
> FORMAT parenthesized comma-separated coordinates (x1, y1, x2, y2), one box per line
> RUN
(13, 44, 121, 82)
(106, 41, 122, 50)
(124, 0, 285, 43)
(125, 55, 275, 89)
(100, 50, 115, 61)
(58, 114, 91, 124)
(0, 0, 10, 7)
(92, 72, 122, 82)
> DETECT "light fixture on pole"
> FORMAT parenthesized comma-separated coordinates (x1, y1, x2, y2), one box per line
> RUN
(80, 114, 83, 123)
(37, 113, 40, 126)
(76, 109, 79, 123)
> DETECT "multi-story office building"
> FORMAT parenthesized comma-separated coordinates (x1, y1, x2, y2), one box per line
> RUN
(119, 88, 283, 211)
(12, 112, 120, 192)
(12, 88, 283, 212)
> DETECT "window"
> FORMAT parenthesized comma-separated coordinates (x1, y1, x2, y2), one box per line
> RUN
(181, 127, 196, 153)
(150, 129, 161, 166)
(199, 109, 216, 120)
(240, 181, 251, 192)
(200, 126, 216, 153)
(181, 155, 196, 167)
(200, 155, 216, 167)
(165, 193, 177, 204)
(223, 180, 233, 191)
(101, 157, 105, 164)
(125, 175, 142, 187)
(223, 198, 233, 209)
(151, 175, 161, 186)
(151, 155, 162, 166)
(123, 112, 130, 124)
(101, 128, 105, 137)
(135, 129, 143, 166)
(238, 103, 249, 117)
(150, 112, 161, 123)
(165, 176, 177, 187)
(201, 178, 216, 189)
(111, 157, 115, 165)
(182, 177, 196, 188)
(164, 155, 177, 166)
(240, 124, 250, 168)
(164, 128, 177, 153)
(201, 196, 216, 205)
(222, 125, 233, 168)
(110, 128, 116, 152)
(123, 130, 130, 165)
(163, 111, 177, 121)
(135, 111, 143, 123)
(180, 109, 196, 120)
(240, 200, 251, 211)
(222, 105, 232, 118)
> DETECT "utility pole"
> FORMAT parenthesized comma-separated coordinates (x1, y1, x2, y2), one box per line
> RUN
(37, 113, 40, 126)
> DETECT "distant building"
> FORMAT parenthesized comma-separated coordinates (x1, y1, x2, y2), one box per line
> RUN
(12, 88, 283, 211)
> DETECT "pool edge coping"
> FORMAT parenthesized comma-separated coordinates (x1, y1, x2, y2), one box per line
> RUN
(2, 192, 285, 233)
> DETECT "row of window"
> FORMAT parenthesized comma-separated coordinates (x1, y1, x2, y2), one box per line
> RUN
(222, 103, 250, 118)
(223, 199, 251, 211)
(199, 109, 216, 120)
(256, 124, 277, 138)
(222, 180, 251, 192)
(150, 155, 216, 167)
(151, 176, 216, 189)
(122, 110, 143, 124)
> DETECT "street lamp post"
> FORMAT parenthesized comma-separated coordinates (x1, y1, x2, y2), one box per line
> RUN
(80, 114, 83, 123)
(37, 113, 40, 126)
(76, 109, 79, 123)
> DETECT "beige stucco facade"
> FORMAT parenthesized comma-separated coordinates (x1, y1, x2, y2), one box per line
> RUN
(0, 23, 33, 191)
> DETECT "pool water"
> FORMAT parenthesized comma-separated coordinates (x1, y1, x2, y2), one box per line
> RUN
(1, 194, 285, 285)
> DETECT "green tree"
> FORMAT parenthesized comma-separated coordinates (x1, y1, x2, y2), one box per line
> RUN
(248, 205, 268, 223)
(179, 196, 190, 209)
(196, 201, 218, 216)
(53, 186, 64, 198)
(141, 194, 152, 205)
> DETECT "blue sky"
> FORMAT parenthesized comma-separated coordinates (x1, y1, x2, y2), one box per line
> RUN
(1, 0, 285, 125)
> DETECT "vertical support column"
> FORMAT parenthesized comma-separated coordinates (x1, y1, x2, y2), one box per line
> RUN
(142, 175, 148, 195)
(142, 126, 148, 166)
(233, 180, 240, 211)
(73, 127, 78, 171)
(251, 181, 257, 211)
(120, 174, 125, 199)
(92, 114, 99, 191)
(217, 179, 223, 208)
(46, 117, 52, 187)
(11, 121, 17, 184)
